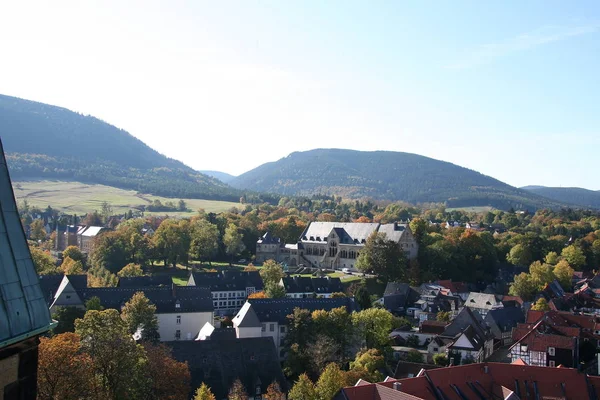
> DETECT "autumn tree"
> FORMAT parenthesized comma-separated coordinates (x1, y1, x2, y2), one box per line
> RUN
(85, 296, 103, 311)
(356, 232, 407, 282)
(30, 218, 47, 241)
(37, 333, 96, 400)
(143, 343, 191, 400)
(228, 379, 248, 400)
(153, 219, 191, 267)
(553, 259, 575, 290)
(264, 381, 285, 400)
(348, 348, 385, 382)
(561, 245, 586, 269)
(121, 291, 160, 342)
(30, 246, 60, 275)
(544, 251, 559, 265)
(189, 219, 220, 264)
(437, 311, 451, 322)
(223, 223, 245, 264)
(248, 291, 268, 299)
(61, 256, 84, 275)
(117, 263, 144, 277)
(509, 272, 538, 301)
(305, 334, 340, 377)
(75, 309, 147, 399)
(51, 306, 86, 334)
(288, 374, 317, 400)
(406, 349, 424, 363)
(266, 283, 287, 298)
(194, 383, 216, 400)
(531, 297, 550, 311)
(244, 264, 258, 271)
(352, 308, 394, 349)
(260, 259, 286, 297)
(315, 363, 346, 400)
(433, 353, 449, 366)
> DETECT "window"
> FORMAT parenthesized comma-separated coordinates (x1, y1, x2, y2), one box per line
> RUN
(549, 360, 556, 367)
(548, 347, 555, 356)
(261, 324, 266, 332)
(270, 323, 275, 332)
(176, 315, 181, 324)
(433, 348, 439, 352)
(175, 301, 180, 309)
(66, 295, 71, 299)
(280, 326, 286, 333)
(175, 330, 181, 340)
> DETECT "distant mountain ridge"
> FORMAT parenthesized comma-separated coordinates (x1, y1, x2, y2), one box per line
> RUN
(199, 170, 236, 183)
(0, 94, 244, 201)
(521, 186, 600, 209)
(230, 149, 571, 210)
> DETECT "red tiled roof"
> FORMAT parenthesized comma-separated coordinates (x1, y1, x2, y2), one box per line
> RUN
(435, 280, 468, 294)
(501, 295, 524, 305)
(519, 332, 576, 352)
(526, 310, 544, 323)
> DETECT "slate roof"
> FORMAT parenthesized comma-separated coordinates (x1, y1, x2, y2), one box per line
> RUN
(167, 337, 287, 400)
(484, 307, 525, 339)
(441, 307, 491, 341)
(281, 276, 344, 294)
(257, 231, 281, 245)
(0, 138, 53, 345)
(384, 282, 421, 312)
(196, 322, 237, 341)
(377, 223, 411, 242)
(38, 274, 66, 305)
(393, 361, 441, 379)
(247, 297, 358, 324)
(448, 325, 485, 351)
(117, 275, 173, 288)
(232, 302, 261, 328)
(300, 222, 381, 244)
(188, 270, 264, 291)
(80, 226, 104, 237)
(72, 285, 213, 313)
(465, 292, 499, 311)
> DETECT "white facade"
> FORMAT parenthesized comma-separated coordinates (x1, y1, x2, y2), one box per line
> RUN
(157, 311, 213, 341)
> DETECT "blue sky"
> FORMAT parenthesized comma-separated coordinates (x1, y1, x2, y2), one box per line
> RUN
(0, 1, 598, 189)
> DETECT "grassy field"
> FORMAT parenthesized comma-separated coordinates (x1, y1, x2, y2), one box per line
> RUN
(12, 180, 240, 215)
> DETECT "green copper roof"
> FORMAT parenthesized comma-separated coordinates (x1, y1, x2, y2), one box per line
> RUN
(0, 137, 53, 345)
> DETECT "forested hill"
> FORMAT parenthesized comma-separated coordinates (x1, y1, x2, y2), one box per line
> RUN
(521, 186, 600, 210)
(230, 149, 568, 210)
(0, 94, 243, 201)
(199, 170, 236, 183)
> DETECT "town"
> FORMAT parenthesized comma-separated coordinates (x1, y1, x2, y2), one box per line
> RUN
(3, 138, 600, 400)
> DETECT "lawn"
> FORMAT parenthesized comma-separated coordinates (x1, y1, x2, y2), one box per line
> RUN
(12, 179, 240, 215)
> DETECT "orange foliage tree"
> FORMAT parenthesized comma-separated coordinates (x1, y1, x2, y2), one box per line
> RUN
(143, 343, 191, 400)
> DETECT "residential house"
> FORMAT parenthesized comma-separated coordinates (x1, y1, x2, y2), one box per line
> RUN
(465, 222, 481, 230)
(187, 269, 264, 316)
(335, 362, 600, 400)
(256, 221, 418, 272)
(168, 337, 288, 400)
(435, 279, 470, 301)
(280, 275, 344, 298)
(234, 297, 358, 357)
(50, 277, 214, 341)
(383, 282, 421, 315)
(484, 307, 525, 347)
(464, 292, 503, 317)
(0, 138, 55, 399)
(438, 307, 494, 364)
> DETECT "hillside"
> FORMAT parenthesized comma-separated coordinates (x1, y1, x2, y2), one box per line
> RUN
(0, 94, 243, 201)
(199, 170, 236, 183)
(230, 149, 568, 210)
(521, 186, 600, 209)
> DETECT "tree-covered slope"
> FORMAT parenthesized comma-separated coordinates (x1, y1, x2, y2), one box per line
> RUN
(0, 94, 242, 201)
(521, 186, 600, 210)
(230, 149, 567, 210)
(199, 170, 236, 183)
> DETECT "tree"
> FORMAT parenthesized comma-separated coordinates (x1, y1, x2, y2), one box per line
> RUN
(84, 210, 103, 226)
(248, 291, 268, 299)
(509, 272, 537, 301)
(153, 219, 191, 267)
(266, 283, 287, 298)
(529, 261, 554, 289)
(51, 306, 86, 334)
(330, 292, 346, 298)
(31, 246, 60, 275)
(561, 245, 586, 269)
(61, 256, 84, 275)
(85, 296, 103, 311)
(553, 259, 575, 290)
(288, 374, 317, 400)
(260, 259, 285, 287)
(63, 245, 85, 263)
(121, 292, 160, 342)
(228, 379, 248, 400)
(101, 201, 113, 223)
(223, 223, 245, 264)
(143, 343, 191, 400)
(531, 297, 550, 311)
(265, 381, 285, 400)
(433, 353, 449, 366)
(189, 219, 219, 264)
(117, 263, 144, 277)
(352, 308, 394, 349)
(305, 334, 340, 377)
(193, 383, 216, 400)
(545, 251, 559, 265)
(75, 309, 147, 399)
(356, 232, 407, 282)
(507, 244, 532, 266)
(406, 349, 424, 363)
(37, 333, 96, 400)
(436, 311, 451, 323)
(354, 286, 371, 310)
(30, 219, 47, 241)
(406, 334, 420, 348)
(244, 264, 258, 271)
(315, 363, 346, 400)
(178, 199, 187, 211)
(349, 348, 385, 382)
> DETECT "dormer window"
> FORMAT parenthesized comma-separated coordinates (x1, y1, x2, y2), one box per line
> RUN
(175, 301, 181, 309)
(548, 347, 555, 356)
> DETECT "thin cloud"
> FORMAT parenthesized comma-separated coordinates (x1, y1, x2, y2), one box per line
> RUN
(445, 24, 600, 70)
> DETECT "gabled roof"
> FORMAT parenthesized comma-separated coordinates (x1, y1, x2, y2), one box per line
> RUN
(435, 280, 469, 293)
(232, 302, 261, 328)
(300, 222, 381, 244)
(281, 276, 344, 294)
(484, 306, 525, 338)
(80, 226, 104, 237)
(118, 275, 173, 288)
(464, 292, 499, 310)
(168, 337, 287, 400)
(248, 297, 358, 324)
(0, 138, 53, 346)
(448, 325, 485, 351)
(38, 274, 67, 305)
(441, 307, 491, 341)
(188, 270, 264, 291)
(257, 231, 281, 245)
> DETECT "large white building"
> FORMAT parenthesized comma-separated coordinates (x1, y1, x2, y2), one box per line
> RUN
(256, 221, 418, 271)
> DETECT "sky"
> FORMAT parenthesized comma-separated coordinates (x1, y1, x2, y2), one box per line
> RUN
(1, 1, 599, 189)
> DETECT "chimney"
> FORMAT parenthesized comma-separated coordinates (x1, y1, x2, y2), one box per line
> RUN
(484, 365, 489, 374)
(393, 382, 402, 391)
